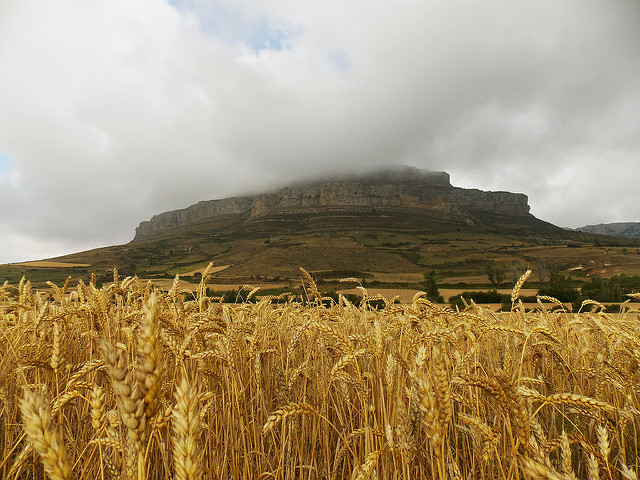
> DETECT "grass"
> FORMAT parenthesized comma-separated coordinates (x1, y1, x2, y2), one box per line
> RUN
(1, 266, 639, 479)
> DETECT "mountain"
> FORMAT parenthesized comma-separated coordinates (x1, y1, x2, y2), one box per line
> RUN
(575, 222, 640, 240)
(3, 166, 640, 287)
(134, 167, 533, 240)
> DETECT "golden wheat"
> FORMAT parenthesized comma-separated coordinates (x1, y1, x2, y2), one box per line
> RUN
(172, 374, 203, 480)
(0, 269, 638, 479)
(512, 268, 532, 306)
(20, 387, 72, 480)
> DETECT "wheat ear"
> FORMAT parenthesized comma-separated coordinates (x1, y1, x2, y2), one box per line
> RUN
(458, 413, 497, 463)
(299, 267, 321, 303)
(621, 464, 639, 480)
(20, 387, 72, 480)
(172, 375, 203, 480)
(7, 445, 33, 479)
(136, 292, 164, 422)
(99, 339, 146, 442)
(99, 338, 146, 479)
(560, 430, 576, 479)
(263, 402, 318, 434)
(50, 322, 62, 372)
(90, 385, 106, 435)
(512, 269, 532, 307)
(354, 449, 382, 480)
(521, 457, 573, 480)
(586, 452, 599, 480)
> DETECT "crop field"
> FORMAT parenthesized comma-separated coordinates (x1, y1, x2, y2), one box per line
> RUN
(1, 266, 639, 480)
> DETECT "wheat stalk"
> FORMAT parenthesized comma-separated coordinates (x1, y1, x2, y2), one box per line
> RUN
(99, 339, 146, 442)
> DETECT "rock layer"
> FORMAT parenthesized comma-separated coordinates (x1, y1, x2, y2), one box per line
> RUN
(134, 167, 530, 240)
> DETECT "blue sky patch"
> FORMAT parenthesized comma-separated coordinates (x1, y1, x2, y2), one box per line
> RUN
(329, 51, 351, 71)
(0, 152, 14, 175)
(168, 0, 291, 52)
(249, 20, 287, 51)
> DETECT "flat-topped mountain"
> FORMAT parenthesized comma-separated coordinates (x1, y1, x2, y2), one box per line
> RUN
(575, 222, 640, 240)
(9, 165, 636, 289)
(134, 167, 530, 240)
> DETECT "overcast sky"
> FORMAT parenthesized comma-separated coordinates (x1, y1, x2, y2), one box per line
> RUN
(1, 0, 639, 263)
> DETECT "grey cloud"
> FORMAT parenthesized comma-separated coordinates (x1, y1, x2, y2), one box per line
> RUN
(0, 0, 639, 262)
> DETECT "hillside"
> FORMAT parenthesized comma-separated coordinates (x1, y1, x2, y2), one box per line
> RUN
(576, 222, 640, 239)
(2, 167, 640, 289)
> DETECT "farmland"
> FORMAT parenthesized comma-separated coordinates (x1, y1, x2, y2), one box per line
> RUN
(1, 267, 639, 479)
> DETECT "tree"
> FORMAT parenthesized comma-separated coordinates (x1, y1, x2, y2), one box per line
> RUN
(537, 274, 579, 303)
(485, 262, 507, 287)
(581, 274, 640, 302)
(422, 272, 444, 303)
(533, 257, 555, 283)
(509, 261, 529, 284)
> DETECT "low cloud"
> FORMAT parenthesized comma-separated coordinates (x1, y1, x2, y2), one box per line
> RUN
(0, 0, 639, 262)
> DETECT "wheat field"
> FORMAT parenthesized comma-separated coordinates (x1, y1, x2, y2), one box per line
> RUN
(1, 266, 639, 480)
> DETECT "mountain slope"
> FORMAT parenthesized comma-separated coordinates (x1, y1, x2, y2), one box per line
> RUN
(576, 222, 640, 239)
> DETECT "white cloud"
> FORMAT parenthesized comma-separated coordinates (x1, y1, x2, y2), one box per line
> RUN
(0, 0, 639, 262)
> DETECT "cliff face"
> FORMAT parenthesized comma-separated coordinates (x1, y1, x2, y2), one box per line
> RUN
(135, 198, 253, 239)
(133, 167, 530, 240)
(250, 184, 528, 217)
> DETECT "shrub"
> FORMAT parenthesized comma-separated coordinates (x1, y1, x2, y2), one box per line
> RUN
(449, 289, 510, 310)
(537, 273, 580, 303)
(580, 274, 640, 302)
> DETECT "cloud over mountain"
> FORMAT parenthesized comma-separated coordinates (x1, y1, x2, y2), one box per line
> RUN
(0, 0, 639, 262)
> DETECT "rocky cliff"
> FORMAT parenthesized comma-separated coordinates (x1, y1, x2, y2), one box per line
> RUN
(133, 167, 531, 240)
(135, 197, 253, 239)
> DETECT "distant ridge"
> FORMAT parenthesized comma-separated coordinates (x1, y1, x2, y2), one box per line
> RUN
(575, 222, 640, 239)
(134, 167, 532, 240)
